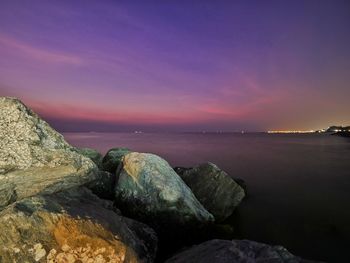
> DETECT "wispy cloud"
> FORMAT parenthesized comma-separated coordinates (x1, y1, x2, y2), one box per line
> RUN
(198, 95, 283, 117)
(0, 34, 83, 65)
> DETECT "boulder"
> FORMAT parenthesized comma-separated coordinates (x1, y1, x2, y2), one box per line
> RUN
(76, 147, 103, 168)
(115, 152, 214, 228)
(233, 177, 248, 196)
(173, 167, 192, 176)
(0, 187, 157, 263)
(177, 163, 245, 222)
(165, 239, 318, 263)
(87, 171, 116, 200)
(101, 147, 131, 173)
(0, 97, 99, 209)
(75, 149, 118, 200)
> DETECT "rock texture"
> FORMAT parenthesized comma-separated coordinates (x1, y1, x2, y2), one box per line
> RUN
(177, 163, 245, 221)
(165, 239, 318, 263)
(0, 97, 98, 209)
(0, 187, 157, 263)
(115, 152, 214, 228)
(102, 147, 131, 174)
(76, 147, 103, 168)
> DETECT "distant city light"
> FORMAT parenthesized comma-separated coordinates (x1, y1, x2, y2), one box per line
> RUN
(267, 130, 315, 134)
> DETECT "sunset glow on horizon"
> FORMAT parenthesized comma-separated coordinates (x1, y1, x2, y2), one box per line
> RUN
(1, 1, 349, 132)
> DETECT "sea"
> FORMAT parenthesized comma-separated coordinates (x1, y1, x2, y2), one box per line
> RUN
(63, 132, 350, 262)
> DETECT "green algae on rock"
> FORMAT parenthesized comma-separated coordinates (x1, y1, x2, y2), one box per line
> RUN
(76, 147, 103, 168)
(101, 147, 131, 174)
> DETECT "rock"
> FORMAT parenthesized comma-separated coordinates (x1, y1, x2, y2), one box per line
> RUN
(75, 150, 118, 200)
(165, 239, 318, 263)
(87, 171, 116, 200)
(0, 97, 99, 209)
(175, 166, 249, 196)
(178, 163, 245, 222)
(76, 147, 103, 168)
(101, 147, 131, 173)
(233, 177, 248, 196)
(173, 167, 192, 176)
(0, 187, 157, 263)
(115, 152, 214, 229)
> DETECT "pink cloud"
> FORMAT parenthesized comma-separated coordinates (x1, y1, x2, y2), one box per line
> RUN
(27, 99, 204, 125)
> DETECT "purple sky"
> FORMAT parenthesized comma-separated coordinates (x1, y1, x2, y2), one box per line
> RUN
(0, 0, 349, 132)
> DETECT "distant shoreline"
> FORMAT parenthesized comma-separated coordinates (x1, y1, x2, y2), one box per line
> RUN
(61, 131, 316, 134)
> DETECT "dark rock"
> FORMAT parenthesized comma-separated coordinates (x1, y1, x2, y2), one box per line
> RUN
(115, 152, 214, 229)
(179, 162, 245, 222)
(233, 177, 248, 195)
(165, 239, 319, 263)
(173, 167, 192, 176)
(0, 97, 99, 210)
(101, 147, 131, 173)
(86, 171, 116, 200)
(175, 166, 248, 196)
(0, 187, 157, 262)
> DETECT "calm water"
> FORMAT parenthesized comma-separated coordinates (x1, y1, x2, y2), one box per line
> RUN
(64, 132, 350, 262)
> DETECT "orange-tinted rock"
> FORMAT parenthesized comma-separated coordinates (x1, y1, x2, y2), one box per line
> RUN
(0, 187, 157, 263)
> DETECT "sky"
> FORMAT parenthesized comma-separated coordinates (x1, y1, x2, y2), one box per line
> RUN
(0, 0, 349, 132)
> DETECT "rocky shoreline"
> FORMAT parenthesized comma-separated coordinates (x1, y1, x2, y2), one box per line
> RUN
(0, 97, 322, 263)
